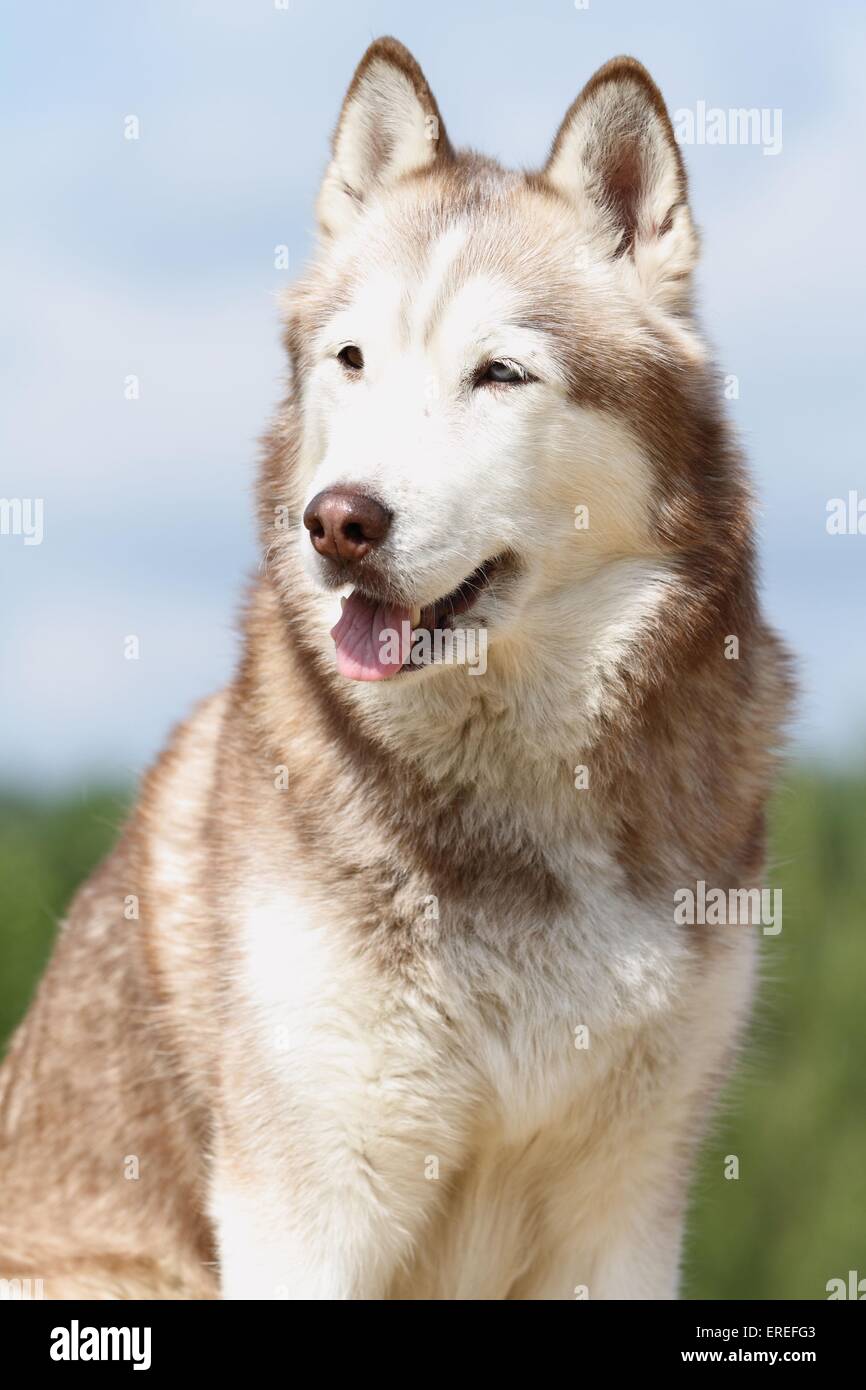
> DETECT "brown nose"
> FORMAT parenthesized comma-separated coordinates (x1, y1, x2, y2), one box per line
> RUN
(303, 487, 391, 563)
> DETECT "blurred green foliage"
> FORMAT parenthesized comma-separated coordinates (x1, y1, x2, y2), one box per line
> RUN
(686, 767, 866, 1299)
(0, 771, 863, 1299)
(0, 787, 132, 1048)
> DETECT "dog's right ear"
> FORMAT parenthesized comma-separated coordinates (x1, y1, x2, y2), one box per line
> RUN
(545, 57, 697, 312)
(316, 37, 452, 238)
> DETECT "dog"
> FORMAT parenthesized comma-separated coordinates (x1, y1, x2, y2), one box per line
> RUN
(0, 37, 792, 1300)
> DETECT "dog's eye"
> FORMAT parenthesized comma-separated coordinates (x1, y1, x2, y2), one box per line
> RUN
(476, 359, 528, 386)
(338, 344, 364, 372)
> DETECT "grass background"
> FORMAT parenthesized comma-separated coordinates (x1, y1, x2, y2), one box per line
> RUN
(1, 769, 864, 1299)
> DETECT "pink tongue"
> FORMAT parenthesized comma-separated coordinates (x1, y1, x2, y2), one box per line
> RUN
(330, 590, 412, 681)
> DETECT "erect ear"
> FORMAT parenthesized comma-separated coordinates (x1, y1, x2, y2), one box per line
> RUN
(545, 57, 698, 312)
(316, 37, 452, 238)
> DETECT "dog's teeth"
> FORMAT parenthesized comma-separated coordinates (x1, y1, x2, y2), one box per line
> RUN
(410, 606, 422, 628)
(340, 597, 347, 611)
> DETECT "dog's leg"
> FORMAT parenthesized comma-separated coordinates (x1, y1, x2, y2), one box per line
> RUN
(512, 1174, 686, 1302)
(210, 883, 476, 1299)
(573, 946, 755, 1301)
(517, 1210, 683, 1301)
(508, 1153, 686, 1303)
(588, 1216, 684, 1301)
(210, 1034, 466, 1301)
(211, 1126, 456, 1301)
(509, 1020, 740, 1302)
(213, 1177, 393, 1300)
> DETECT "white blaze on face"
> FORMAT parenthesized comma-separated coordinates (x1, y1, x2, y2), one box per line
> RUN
(408, 221, 470, 343)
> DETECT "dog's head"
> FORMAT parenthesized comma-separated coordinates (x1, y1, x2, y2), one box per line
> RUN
(267, 38, 738, 689)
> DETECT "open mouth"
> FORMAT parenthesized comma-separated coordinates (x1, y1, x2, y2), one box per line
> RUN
(329, 554, 506, 682)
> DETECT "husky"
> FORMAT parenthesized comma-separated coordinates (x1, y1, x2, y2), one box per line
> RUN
(0, 38, 792, 1300)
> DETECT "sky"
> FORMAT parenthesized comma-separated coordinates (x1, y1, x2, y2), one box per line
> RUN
(1, 0, 864, 787)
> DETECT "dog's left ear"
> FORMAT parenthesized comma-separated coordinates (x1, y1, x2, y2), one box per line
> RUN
(316, 36, 452, 238)
(545, 57, 697, 311)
